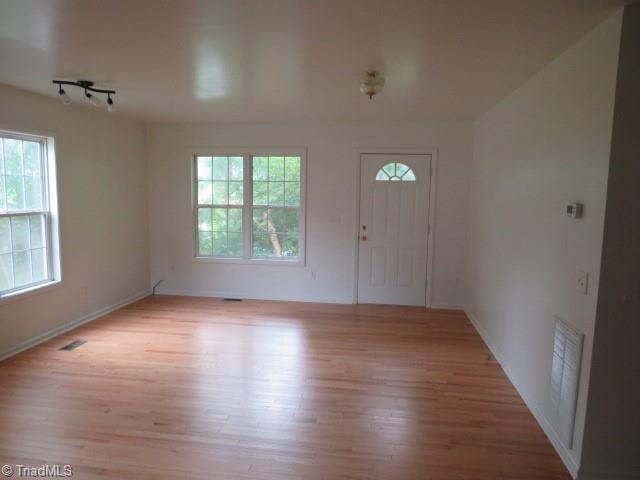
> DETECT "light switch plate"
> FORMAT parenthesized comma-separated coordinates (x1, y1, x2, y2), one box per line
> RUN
(578, 271, 589, 296)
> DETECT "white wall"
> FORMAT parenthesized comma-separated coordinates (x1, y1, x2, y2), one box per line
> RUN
(0, 84, 150, 357)
(465, 11, 622, 476)
(147, 121, 471, 306)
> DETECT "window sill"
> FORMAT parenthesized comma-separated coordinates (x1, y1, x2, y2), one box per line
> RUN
(0, 279, 62, 305)
(192, 256, 305, 267)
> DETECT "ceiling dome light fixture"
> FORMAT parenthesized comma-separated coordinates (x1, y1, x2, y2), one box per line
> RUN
(360, 70, 385, 100)
(52, 79, 116, 112)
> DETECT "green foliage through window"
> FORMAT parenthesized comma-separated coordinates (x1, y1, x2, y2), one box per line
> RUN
(1, 134, 51, 294)
(194, 154, 303, 260)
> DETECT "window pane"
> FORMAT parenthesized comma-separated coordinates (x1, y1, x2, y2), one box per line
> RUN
(0, 176, 5, 211)
(0, 218, 10, 253)
(229, 157, 243, 180)
(228, 208, 242, 233)
(212, 231, 227, 255)
(211, 208, 227, 231)
(13, 250, 32, 287)
(23, 142, 41, 176)
(197, 156, 212, 180)
(212, 181, 228, 204)
(376, 169, 389, 181)
(0, 138, 4, 174)
(253, 181, 268, 205)
(31, 247, 47, 282)
(253, 157, 269, 180)
(268, 182, 284, 206)
(252, 233, 273, 257)
(29, 215, 45, 249)
(212, 157, 228, 180)
(227, 232, 243, 256)
(198, 208, 213, 231)
(251, 208, 299, 258)
(382, 163, 395, 177)
(197, 181, 213, 204)
(252, 207, 268, 233)
(198, 232, 213, 256)
(279, 234, 299, 257)
(0, 253, 12, 290)
(11, 216, 30, 251)
(395, 163, 409, 177)
(5, 175, 24, 210)
(4, 139, 22, 175)
(228, 181, 243, 205)
(268, 157, 285, 181)
(285, 157, 300, 181)
(251, 232, 297, 258)
(284, 182, 300, 206)
(24, 176, 43, 210)
(402, 170, 416, 181)
(269, 209, 299, 233)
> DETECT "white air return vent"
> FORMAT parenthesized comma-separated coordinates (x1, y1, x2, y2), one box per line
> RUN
(550, 316, 584, 448)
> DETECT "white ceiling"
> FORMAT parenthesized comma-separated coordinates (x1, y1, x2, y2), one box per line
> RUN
(0, 0, 623, 123)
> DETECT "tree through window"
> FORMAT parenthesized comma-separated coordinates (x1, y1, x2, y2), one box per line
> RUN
(194, 153, 305, 262)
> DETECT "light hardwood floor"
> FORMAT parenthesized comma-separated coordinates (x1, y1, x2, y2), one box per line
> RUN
(0, 295, 570, 479)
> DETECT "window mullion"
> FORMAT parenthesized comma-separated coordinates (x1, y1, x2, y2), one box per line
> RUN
(243, 155, 252, 259)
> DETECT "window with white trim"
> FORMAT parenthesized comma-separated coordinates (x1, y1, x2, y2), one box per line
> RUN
(0, 131, 60, 297)
(194, 153, 305, 262)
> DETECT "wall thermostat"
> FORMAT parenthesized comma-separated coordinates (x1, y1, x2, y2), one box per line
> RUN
(566, 202, 584, 219)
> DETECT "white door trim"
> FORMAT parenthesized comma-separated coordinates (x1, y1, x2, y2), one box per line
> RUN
(353, 148, 438, 307)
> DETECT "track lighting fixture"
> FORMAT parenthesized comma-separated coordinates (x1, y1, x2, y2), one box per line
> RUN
(52, 79, 116, 112)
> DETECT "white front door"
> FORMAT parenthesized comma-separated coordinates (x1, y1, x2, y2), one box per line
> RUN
(357, 154, 431, 306)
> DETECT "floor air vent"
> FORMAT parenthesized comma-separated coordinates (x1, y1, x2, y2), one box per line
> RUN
(59, 340, 87, 351)
(550, 316, 584, 449)
(223, 298, 242, 302)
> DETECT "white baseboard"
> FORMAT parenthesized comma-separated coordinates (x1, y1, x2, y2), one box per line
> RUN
(429, 303, 463, 310)
(156, 288, 354, 305)
(464, 308, 580, 479)
(0, 289, 150, 362)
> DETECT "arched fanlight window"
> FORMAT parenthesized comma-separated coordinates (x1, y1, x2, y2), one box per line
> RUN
(375, 162, 416, 182)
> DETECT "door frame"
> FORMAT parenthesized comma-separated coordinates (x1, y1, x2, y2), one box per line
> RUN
(353, 148, 438, 307)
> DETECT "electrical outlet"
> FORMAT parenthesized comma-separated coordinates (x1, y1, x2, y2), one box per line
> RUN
(578, 271, 589, 296)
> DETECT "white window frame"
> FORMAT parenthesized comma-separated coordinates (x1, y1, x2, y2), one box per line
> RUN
(191, 148, 306, 266)
(0, 128, 61, 301)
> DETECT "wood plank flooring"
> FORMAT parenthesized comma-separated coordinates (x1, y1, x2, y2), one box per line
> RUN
(0, 295, 570, 479)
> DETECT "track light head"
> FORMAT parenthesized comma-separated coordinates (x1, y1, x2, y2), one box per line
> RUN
(107, 95, 116, 113)
(58, 85, 71, 105)
(85, 90, 101, 106)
